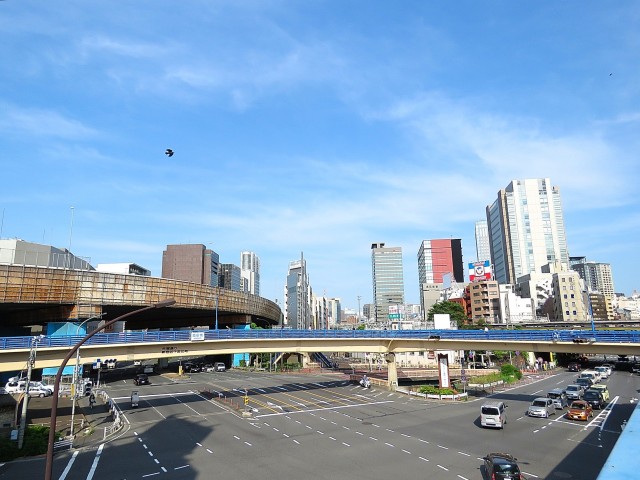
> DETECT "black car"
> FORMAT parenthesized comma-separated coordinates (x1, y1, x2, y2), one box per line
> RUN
(133, 374, 150, 386)
(184, 362, 202, 373)
(567, 362, 581, 372)
(483, 453, 524, 479)
(583, 390, 604, 410)
(575, 377, 593, 390)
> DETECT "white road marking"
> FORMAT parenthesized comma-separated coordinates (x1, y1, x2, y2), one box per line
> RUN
(86, 444, 104, 480)
(57, 450, 79, 480)
(458, 452, 471, 456)
(437, 465, 449, 471)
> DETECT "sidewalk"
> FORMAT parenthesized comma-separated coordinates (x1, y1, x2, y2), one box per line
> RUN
(27, 393, 115, 449)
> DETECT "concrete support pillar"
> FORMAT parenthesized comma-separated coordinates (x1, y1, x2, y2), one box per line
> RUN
(385, 353, 398, 391)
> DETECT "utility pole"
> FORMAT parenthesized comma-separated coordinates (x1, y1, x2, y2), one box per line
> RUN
(18, 335, 43, 449)
(357, 296, 362, 325)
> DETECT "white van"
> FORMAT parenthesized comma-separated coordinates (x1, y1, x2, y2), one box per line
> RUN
(480, 401, 507, 429)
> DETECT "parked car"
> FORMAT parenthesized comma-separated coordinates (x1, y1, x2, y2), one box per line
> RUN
(589, 384, 610, 402)
(566, 400, 594, 421)
(213, 362, 226, 372)
(565, 384, 583, 400)
(631, 363, 640, 374)
(203, 364, 215, 372)
(583, 390, 605, 410)
(27, 385, 52, 398)
(482, 453, 525, 480)
(183, 362, 202, 373)
(547, 388, 569, 409)
(4, 380, 53, 396)
(133, 374, 150, 386)
(527, 397, 556, 418)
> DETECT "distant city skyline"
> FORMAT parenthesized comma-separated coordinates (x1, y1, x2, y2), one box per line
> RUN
(2, 2, 638, 310)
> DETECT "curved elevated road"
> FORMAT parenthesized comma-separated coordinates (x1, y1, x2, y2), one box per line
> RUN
(0, 265, 281, 329)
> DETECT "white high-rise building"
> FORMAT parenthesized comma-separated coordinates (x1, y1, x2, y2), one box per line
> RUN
(474, 220, 491, 263)
(285, 255, 311, 329)
(486, 178, 569, 285)
(240, 251, 260, 295)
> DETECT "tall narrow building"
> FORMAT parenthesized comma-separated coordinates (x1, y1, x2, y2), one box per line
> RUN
(474, 220, 491, 263)
(486, 178, 569, 285)
(371, 243, 404, 325)
(240, 251, 260, 295)
(417, 239, 464, 285)
(219, 263, 242, 291)
(285, 255, 311, 329)
(161, 244, 219, 286)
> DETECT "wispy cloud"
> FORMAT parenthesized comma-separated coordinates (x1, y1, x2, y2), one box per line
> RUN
(0, 104, 99, 139)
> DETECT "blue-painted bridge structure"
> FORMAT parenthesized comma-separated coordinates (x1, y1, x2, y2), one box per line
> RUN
(2, 328, 640, 375)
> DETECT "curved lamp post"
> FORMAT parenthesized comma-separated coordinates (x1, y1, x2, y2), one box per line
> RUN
(44, 298, 176, 480)
(70, 313, 105, 437)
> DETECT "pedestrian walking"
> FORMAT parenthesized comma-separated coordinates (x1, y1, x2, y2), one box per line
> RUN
(89, 392, 96, 409)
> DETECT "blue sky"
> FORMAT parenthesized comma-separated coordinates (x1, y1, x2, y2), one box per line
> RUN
(1, 1, 639, 311)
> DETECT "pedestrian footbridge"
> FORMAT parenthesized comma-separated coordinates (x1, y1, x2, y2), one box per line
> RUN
(2, 328, 639, 374)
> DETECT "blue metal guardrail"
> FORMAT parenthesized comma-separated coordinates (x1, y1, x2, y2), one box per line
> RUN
(1, 329, 640, 350)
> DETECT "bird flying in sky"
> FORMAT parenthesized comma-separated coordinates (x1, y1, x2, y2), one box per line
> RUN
(165, 149, 174, 157)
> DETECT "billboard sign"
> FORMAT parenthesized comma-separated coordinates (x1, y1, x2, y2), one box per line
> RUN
(469, 260, 492, 282)
(388, 304, 404, 320)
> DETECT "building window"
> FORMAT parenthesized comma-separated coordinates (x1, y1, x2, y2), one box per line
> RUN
(573, 310, 577, 315)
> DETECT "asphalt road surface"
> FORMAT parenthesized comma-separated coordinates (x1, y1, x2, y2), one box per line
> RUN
(4, 367, 639, 480)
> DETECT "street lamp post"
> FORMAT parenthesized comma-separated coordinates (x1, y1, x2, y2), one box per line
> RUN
(44, 299, 176, 480)
(70, 313, 105, 438)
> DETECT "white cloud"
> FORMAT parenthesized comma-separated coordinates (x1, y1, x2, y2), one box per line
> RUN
(0, 104, 98, 139)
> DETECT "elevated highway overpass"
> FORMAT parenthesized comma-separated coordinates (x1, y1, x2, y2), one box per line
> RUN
(0, 265, 281, 329)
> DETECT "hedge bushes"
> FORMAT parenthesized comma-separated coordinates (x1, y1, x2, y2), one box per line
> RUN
(418, 385, 457, 395)
(0, 425, 53, 461)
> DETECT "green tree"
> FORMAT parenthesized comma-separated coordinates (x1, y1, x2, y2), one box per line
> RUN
(427, 301, 468, 328)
